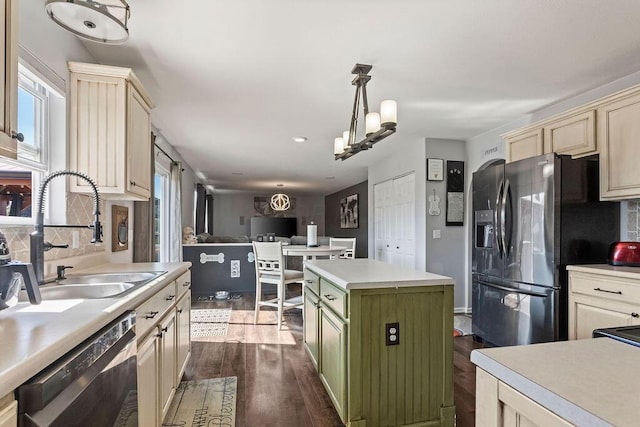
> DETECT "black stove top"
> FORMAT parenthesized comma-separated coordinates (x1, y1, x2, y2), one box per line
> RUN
(593, 325, 640, 348)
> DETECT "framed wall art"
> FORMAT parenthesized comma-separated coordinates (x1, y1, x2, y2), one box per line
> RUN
(340, 194, 359, 229)
(427, 158, 444, 181)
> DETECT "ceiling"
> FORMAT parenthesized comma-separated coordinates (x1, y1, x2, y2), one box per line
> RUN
(68, 0, 640, 195)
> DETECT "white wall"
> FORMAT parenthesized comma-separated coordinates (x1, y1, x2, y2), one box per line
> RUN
(213, 193, 325, 237)
(425, 138, 467, 312)
(368, 137, 426, 271)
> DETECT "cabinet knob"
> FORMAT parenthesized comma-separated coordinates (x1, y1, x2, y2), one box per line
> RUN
(161, 326, 168, 332)
(144, 311, 159, 319)
(177, 308, 183, 314)
(11, 131, 23, 142)
(183, 281, 191, 287)
(166, 295, 175, 301)
(324, 294, 337, 301)
(130, 180, 137, 186)
(632, 312, 639, 318)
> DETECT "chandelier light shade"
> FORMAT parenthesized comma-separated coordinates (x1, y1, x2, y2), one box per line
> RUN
(270, 193, 291, 211)
(335, 64, 397, 161)
(45, 0, 130, 44)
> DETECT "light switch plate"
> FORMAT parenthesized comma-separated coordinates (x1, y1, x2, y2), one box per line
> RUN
(433, 229, 441, 239)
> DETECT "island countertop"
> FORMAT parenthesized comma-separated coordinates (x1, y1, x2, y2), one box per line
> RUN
(0, 261, 191, 398)
(305, 258, 454, 290)
(471, 338, 640, 426)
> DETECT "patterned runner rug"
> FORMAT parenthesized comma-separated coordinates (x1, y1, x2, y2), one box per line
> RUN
(162, 377, 237, 427)
(191, 308, 232, 338)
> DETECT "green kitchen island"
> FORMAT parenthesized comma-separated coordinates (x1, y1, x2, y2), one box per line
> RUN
(303, 258, 455, 427)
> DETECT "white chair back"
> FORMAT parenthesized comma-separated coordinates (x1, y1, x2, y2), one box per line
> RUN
(330, 237, 356, 259)
(253, 241, 285, 282)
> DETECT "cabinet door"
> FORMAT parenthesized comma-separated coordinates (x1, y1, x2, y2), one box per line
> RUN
(303, 288, 319, 368)
(126, 83, 151, 198)
(175, 292, 191, 384)
(159, 312, 177, 420)
(570, 294, 640, 340)
(598, 91, 640, 200)
(0, 399, 16, 427)
(505, 129, 543, 163)
(137, 332, 160, 427)
(0, 0, 17, 159)
(543, 110, 596, 157)
(319, 306, 347, 421)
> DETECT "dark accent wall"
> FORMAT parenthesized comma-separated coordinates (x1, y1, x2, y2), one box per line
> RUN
(324, 180, 368, 258)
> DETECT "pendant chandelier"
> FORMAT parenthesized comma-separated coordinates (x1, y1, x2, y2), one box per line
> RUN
(45, 0, 130, 44)
(270, 193, 290, 211)
(334, 64, 397, 161)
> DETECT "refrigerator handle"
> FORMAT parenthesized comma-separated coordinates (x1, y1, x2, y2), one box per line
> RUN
(495, 180, 504, 259)
(502, 179, 512, 258)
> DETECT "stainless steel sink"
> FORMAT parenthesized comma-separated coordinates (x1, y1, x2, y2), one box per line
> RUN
(59, 271, 165, 286)
(36, 283, 137, 300)
(19, 270, 167, 301)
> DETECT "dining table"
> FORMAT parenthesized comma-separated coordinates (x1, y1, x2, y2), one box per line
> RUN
(281, 244, 346, 261)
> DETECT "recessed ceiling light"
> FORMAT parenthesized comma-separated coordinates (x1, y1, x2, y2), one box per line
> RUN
(292, 136, 308, 143)
(231, 172, 243, 176)
(325, 176, 335, 180)
(277, 184, 284, 187)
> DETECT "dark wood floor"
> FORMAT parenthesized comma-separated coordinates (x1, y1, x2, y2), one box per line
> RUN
(184, 290, 483, 426)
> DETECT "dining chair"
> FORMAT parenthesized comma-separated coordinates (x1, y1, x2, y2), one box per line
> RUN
(329, 237, 356, 259)
(252, 241, 304, 329)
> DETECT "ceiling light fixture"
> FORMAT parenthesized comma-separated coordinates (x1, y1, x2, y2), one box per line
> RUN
(270, 193, 290, 211)
(292, 136, 308, 143)
(45, 0, 130, 44)
(334, 64, 397, 161)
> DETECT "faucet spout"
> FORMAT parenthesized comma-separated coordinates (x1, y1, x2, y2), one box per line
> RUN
(30, 170, 102, 285)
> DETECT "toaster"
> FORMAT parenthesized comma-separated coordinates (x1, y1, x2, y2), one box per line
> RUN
(608, 242, 640, 267)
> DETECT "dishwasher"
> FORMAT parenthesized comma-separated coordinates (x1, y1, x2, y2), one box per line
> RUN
(18, 311, 138, 426)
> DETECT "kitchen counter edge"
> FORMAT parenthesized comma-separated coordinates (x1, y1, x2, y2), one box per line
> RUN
(0, 261, 191, 398)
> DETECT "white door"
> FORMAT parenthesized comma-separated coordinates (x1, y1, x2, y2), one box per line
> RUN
(374, 173, 415, 268)
(393, 173, 415, 268)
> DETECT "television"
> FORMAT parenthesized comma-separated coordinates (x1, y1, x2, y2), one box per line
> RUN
(250, 217, 297, 237)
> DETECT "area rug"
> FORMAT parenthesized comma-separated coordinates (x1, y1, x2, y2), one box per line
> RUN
(162, 377, 237, 427)
(191, 309, 232, 338)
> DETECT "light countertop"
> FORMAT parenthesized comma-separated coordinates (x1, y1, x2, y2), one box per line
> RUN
(567, 264, 640, 280)
(305, 258, 454, 290)
(471, 338, 640, 426)
(0, 261, 190, 398)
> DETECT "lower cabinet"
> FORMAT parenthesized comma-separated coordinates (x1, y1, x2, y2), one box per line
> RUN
(568, 269, 640, 340)
(318, 305, 347, 419)
(476, 368, 572, 427)
(303, 289, 319, 368)
(0, 395, 17, 427)
(159, 312, 177, 420)
(137, 332, 160, 427)
(303, 268, 454, 426)
(175, 292, 191, 382)
(136, 270, 191, 426)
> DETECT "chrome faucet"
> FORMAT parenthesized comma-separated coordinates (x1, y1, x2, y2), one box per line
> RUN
(30, 170, 103, 285)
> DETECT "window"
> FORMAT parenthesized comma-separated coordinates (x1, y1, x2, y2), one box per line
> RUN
(154, 165, 170, 262)
(0, 64, 60, 224)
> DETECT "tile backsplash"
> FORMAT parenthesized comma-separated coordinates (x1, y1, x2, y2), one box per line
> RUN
(627, 201, 640, 241)
(1, 193, 105, 262)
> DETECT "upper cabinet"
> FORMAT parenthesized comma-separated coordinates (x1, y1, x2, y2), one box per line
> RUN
(68, 62, 154, 200)
(597, 89, 640, 200)
(0, 0, 18, 159)
(503, 107, 596, 163)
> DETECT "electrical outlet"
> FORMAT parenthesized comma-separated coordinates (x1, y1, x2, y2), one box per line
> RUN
(386, 322, 399, 346)
(230, 260, 240, 278)
(72, 230, 80, 248)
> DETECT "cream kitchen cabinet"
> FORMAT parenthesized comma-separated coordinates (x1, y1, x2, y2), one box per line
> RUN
(568, 269, 640, 340)
(0, 393, 16, 427)
(597, 88, 640, 200)
(504, 128, 543, 163)
(68, 62, 153, 200)
(135, 271, 191, 426)
(0, 0, 18, 159)
(476, 368, 572, 427)
(543, 110, 596, 158)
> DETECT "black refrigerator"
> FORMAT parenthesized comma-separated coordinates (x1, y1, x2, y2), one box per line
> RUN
(471, 153, 619, 346)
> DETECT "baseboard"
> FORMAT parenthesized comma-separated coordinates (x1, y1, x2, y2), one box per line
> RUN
(454, 307, 472, 315)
